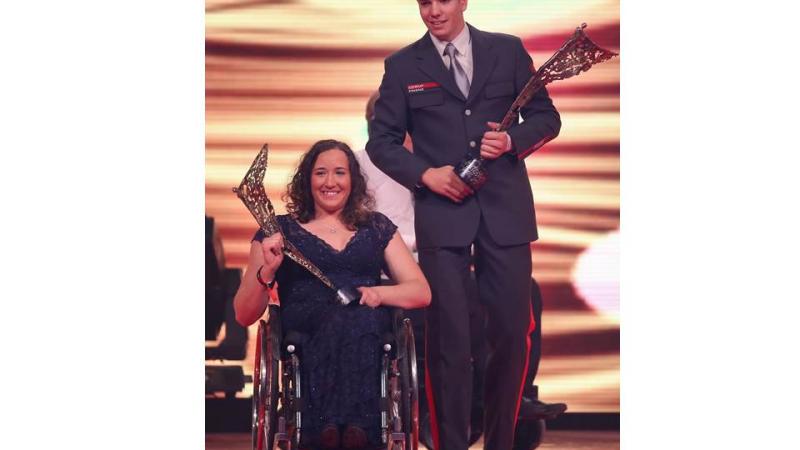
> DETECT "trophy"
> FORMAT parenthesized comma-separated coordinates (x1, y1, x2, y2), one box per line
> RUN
(454, 23, 618, 190)
(233, 144, 362, 305)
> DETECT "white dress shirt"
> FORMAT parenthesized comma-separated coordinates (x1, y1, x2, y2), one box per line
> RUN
(429, 25, 473, 84)
(355, 149, 417, 254)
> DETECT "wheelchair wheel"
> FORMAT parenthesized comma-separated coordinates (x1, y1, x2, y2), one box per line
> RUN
(252, 316, 280, 450)
(398, 317, 419, 450)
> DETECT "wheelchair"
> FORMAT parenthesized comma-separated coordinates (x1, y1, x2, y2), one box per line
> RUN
(252, 304, 419, 450)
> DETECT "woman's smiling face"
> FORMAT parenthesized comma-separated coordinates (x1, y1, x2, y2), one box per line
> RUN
(310, 148, 352, 215)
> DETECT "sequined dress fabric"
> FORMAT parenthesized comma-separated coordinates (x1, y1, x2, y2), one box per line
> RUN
(253, 212, 397, 447)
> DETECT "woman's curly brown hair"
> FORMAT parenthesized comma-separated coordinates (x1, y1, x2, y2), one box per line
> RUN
(283, 139, 375, 230)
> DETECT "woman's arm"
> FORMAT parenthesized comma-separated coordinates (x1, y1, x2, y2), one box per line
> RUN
(358, 231, 431, 309)
(233, 234, 284, 326)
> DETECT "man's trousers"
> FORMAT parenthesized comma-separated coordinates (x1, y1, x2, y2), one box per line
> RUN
(420, 218, 534, 450)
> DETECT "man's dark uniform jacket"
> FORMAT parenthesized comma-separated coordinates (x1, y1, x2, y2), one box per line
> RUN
(366, 23, 561, 250)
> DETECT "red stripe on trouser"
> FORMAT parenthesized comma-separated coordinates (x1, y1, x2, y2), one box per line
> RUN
(424, 325, 441, 450)
(512, 302, 536, 420)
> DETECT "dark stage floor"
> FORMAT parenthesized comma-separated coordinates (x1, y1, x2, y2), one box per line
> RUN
(206, 430, 620, 450)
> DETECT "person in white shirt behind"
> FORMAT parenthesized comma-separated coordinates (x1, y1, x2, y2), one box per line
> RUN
(355, 90, 417, 257)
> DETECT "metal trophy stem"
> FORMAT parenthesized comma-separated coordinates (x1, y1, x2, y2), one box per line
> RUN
(455, 23, 618, 191)
(233, 144, 362, 306)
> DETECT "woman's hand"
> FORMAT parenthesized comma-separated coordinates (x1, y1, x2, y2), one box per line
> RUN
(259, 233, 284, 281)
(358, 286, 383, 308)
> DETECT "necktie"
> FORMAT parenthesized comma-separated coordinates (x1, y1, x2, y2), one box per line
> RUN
(445, 43, 470, 98)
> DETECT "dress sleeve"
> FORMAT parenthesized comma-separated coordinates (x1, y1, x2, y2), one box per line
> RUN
(372, 212, 398, 250)
(251, 215, 290, 243)
(252, 229, 265, 242)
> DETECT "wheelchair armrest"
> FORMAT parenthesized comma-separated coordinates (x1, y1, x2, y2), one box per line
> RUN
(390, 307, 409, 336)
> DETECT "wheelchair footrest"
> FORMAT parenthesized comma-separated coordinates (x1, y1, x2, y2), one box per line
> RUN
(389, 431, 406, 450)
(275, 416, 293, 450)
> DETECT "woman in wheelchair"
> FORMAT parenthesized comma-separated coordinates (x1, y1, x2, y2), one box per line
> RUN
(234, 139, 431, 450)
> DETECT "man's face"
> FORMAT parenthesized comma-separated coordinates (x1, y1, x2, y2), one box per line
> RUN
(417, 0, 467, 42)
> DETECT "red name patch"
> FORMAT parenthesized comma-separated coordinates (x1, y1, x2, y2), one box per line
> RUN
(407, 82, 440, 93)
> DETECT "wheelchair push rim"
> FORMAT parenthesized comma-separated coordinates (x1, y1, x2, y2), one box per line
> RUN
(401, 317, 419, 450)
(252, 318, 279, 450)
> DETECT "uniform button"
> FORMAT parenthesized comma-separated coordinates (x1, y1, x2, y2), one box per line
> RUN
(469, 141, 476, 148)
(465, 109, 472, 116)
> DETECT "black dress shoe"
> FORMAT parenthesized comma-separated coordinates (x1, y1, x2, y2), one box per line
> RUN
(518, 396, 568, 420)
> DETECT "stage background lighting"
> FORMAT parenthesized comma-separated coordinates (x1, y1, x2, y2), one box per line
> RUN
(205, 0, 620, 412)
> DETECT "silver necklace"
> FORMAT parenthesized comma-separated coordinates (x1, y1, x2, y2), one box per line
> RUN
(317, 221, 338, 234)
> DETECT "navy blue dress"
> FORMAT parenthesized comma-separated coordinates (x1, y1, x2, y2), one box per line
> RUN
(253, 212, 397, 447)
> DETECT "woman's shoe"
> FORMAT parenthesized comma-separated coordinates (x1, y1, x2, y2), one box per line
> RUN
(341, 425, 368, 450)
(320, 423, 340, 449)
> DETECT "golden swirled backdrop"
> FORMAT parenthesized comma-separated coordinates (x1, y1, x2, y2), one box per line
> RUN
(206, 0, 619, 412)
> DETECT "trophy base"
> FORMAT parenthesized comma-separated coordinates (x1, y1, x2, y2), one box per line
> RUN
(455, 156, 488, 191)
(336, 285, 362, 306)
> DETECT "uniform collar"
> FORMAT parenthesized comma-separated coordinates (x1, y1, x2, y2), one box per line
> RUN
(429, 23, 471, 57)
